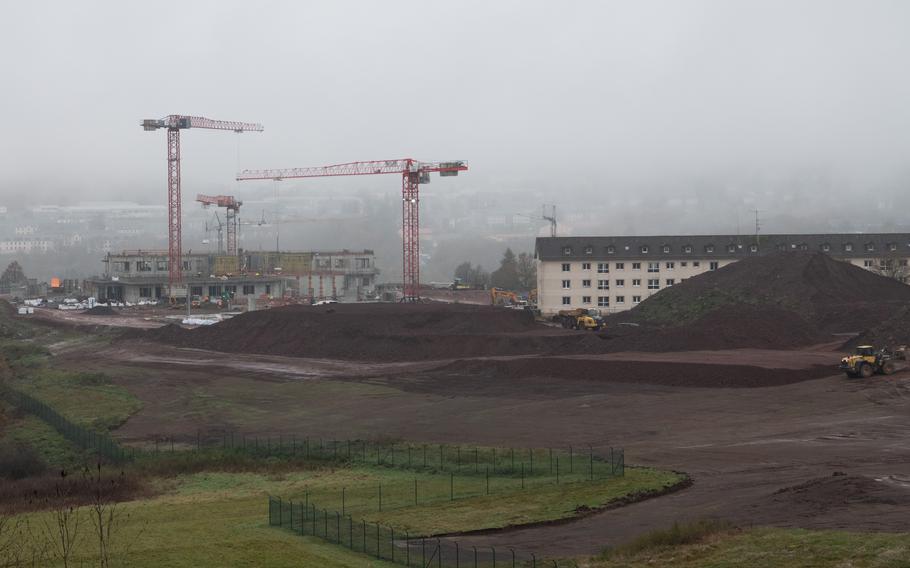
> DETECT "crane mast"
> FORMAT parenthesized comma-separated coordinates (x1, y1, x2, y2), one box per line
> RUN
(142, 115, 263, 297)
(237, 159, 467, 302)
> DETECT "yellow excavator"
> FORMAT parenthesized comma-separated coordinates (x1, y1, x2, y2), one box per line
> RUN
(491, 287, 520, 306)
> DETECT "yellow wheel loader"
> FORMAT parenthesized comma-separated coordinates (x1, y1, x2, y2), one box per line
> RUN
(840, 345, 896, 378)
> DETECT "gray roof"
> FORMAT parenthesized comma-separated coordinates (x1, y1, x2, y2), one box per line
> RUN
(85, 275, 284, 285)
(535, 233, 910, 261)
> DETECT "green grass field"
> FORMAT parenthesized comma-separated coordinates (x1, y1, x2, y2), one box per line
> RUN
(6, 465, 679, 567)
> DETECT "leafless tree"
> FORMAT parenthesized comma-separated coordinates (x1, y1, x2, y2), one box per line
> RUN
(873, 258, 910, 283)
(42, 471, 80, 568)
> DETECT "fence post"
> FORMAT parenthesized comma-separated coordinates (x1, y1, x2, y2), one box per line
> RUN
(422, 538, 426, 567)
(376, 523, 381, 559)
(451, 472, 454, 501)
(324, 509, 328, 537)
(423, 444, 428, 468)
(278, 498, 283, 527)
(486, 466, 490, 495)
(390, 527, 395, 562)
(349, 515, 353, 548)
(406, 530, 410, 566)
(589, 445, 594, 481)
(440, 444, 444, 469)
(509, 547, 515, 568)
(569, 445, 573, 474)
(289, 500, 294, 531)
(363, 519, 366, 553)
(415, 478, 418, 506)
(556, 456, 560, 484)
(521, 463, 525, 489)
(492, 448, 496, 472)
(336, 512, 340, 544)
(342, 487, 345, 516)
(379, 483, 382, 512)
(455, 541, 460, 568)
(491, 546, 496, 568)
(473, 546, 478, 568)
(549, 448, 552, 473)
(529, 448, 533, 474)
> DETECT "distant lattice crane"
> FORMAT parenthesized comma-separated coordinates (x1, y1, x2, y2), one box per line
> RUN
(196, 194, 242, 256)
(141, 115, 263, 295)
(237, 159, 467, 302)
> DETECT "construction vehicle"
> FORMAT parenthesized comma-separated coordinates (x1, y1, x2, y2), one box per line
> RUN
(491, 287, 520, 306)
(840, 345, 897, 378)
(555, 308, 604, 331)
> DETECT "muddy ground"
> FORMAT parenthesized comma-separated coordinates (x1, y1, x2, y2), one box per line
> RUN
(49, 332, 910, 558)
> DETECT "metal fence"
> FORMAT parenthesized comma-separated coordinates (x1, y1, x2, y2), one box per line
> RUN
(0, 383, 131, 463)
(269, 496, 579, 567)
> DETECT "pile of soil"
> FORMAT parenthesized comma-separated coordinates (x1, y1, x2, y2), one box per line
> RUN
(84, 305, 118, 316)
(138, 303, 553, 361)
(610, 252, 910, 348)
(750, 474, 910, 521)
(433, 357, 834, 389)
(842, 304, 910, 350)
(133, 253, 909, 361)
(599, 305, 824, 352)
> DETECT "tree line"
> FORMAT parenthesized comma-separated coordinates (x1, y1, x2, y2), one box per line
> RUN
(454, 248, 536, 291)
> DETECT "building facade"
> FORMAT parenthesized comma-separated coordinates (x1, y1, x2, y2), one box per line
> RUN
(536, 233, 910, 316)
(87, 248, 379, 304)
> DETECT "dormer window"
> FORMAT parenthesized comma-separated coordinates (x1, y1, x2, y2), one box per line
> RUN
(727, 244, 736, 253)
(584, 246, 593, 255)
(888, 242, 898, 252)
(683, 245, 693, 254)
(705, 244, 715, 253)
(662, 244, 671, 254)
(777, 243, 788, 252)
(640, 246, 649, 254)
(798, 243, 808, 251)
(750, 244, 759, 252)
(865, 243, 875, 252)
(563, 246, 572, 255)
(606, 245, 616, 254)
(821, 243, 830, 252)
(844, 243, 853, 252)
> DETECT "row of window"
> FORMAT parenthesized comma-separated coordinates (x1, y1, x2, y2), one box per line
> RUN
(561, 295, 643, 306)
(561, 261, 720, 272)
(561, 278, 676, 289)
(863, 259, 909, 267)
(562, 241, 906, 256)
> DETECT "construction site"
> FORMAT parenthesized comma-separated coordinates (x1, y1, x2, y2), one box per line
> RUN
(2, 112, 910, 568)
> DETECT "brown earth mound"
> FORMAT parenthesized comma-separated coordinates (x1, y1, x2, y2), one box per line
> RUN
(599, 305, 824, 352)
(749, 474, 910, 522)
(624, 252, 910, 333)
(842, 304, 910, 350)
(138, 303, 560, 361)
(84, 305, 118, 316)
(432, 357, 834, 389)
(133, 253, 909, 361)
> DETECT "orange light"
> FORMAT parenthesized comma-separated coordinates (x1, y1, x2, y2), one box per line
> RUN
(50, 277, 61, 288)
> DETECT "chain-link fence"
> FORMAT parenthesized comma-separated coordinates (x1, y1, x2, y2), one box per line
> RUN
(269, 496, 580, 567)
(0, 383, 131, 463)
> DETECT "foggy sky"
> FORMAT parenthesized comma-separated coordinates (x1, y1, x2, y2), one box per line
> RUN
(2, 1, 910, 211)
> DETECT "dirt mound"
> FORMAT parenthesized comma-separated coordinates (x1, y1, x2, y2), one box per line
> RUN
(600, 305, 823, 352)
(626, 252, 910, 333)
(84, 305, 118, 316)
(842, 304, 910, 350)
(138, 303, 555, 361)
(433, 357, 833, 389)
(750, 474, 910, 522)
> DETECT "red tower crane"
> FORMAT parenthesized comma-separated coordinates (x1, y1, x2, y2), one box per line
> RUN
(236, 159, 467, 302)
(196, 194, 242, 256)
(142, 115, 263, 295)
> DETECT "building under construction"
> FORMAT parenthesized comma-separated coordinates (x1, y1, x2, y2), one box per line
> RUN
(86, 249, 378, 304)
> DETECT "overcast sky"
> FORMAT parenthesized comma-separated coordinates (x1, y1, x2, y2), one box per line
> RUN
(2, 0, 910, 207)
